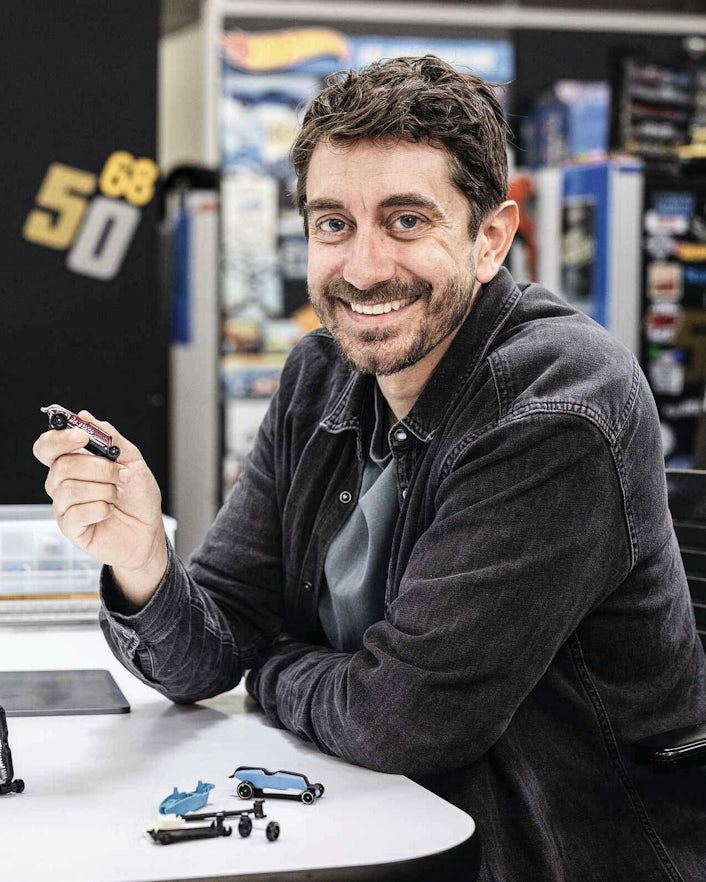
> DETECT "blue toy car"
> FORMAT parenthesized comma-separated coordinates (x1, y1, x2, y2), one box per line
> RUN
(158, 780, 214, 815)
(230, 767, 324, 805)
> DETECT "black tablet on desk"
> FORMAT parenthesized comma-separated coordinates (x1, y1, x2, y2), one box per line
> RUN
(0, 669, 130, 716)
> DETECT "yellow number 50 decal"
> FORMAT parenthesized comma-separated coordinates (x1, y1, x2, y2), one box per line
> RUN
(22, 163, 97, 250)
(23, 151, 158, 281)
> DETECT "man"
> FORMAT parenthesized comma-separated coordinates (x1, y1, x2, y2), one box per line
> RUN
(34, 56, 705, 880)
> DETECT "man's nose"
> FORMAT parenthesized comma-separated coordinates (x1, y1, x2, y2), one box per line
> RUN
(341, 229, 396, 292)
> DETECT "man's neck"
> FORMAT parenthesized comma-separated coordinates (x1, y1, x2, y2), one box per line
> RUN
(376, 330, 457, 423)
(376, 280, 483, 421)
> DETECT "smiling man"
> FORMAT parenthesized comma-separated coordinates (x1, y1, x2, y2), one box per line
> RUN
(34, 57, 705, 881)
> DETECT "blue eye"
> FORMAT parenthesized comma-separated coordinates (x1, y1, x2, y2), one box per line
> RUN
(321, 218, 346, 233)
(398, 215, 418, 229)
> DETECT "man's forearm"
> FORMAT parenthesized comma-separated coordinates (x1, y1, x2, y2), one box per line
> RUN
(100, 547, 244, 703)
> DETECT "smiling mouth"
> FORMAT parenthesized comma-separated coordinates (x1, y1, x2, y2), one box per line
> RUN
(347, 295, 419, 315)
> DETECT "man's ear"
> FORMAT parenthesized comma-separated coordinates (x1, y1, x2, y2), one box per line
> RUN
(474, 201, 520, 284)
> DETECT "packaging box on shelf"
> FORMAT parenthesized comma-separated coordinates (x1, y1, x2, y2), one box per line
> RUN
(0, 506, 176, 623)
(523, 80, 611, 168)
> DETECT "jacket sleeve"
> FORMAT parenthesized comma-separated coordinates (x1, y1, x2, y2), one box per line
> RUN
(245, 413, 633, 777)
(99, 392, 286, 703)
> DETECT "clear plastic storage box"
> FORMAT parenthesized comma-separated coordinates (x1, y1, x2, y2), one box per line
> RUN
(0, 505, 176, 623)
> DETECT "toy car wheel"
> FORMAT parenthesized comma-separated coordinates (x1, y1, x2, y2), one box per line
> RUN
(301, 790, 315, 805)
(238, 816, 253, 838)
(237, 781, 254, 800)
(49, 413, 68, 429)
(266, 821, 280, 842)
(108, 445, 120, 458)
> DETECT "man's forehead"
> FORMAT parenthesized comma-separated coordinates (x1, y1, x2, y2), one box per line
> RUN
(304, 139, 458, 210)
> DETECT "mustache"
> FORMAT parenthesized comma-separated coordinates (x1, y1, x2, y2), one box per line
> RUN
(324, 277, 432, 304)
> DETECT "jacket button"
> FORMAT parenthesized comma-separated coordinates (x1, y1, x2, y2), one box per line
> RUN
(339, 490, 352, 504)
(303, 581, 314, 592)
(393, 428, 408, 442)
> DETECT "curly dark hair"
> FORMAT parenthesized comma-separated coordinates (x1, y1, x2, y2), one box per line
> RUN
(291, 54, 511, 236)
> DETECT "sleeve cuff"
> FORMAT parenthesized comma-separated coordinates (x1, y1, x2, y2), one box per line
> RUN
(100, 537, 186, 642)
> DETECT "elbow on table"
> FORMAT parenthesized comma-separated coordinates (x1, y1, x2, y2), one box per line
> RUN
(330, 706, 495, 779)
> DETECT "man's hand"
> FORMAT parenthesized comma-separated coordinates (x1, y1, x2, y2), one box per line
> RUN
(33, 410, 167, 608)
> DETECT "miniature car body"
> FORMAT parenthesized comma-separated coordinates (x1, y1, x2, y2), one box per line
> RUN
(158, 780, 214, 815)
(40, 404, 120, 461)
(230, 766, 324, 804)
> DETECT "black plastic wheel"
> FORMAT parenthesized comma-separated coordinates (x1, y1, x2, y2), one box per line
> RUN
(50, 413, 68, 429)
(108, 445, 120, 459)
(266, 821, 280, 842)
(301, 790, 314, 805)
(238, 816, 253, 838)
(237, 781, 254, 800)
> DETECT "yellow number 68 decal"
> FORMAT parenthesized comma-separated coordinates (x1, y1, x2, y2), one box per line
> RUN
(99, 151, 158, 207)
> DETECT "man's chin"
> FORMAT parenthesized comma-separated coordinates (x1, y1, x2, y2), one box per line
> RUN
(334, 337, 428, 376)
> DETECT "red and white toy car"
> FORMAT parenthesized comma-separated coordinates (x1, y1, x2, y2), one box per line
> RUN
(41, 404, 120, 461)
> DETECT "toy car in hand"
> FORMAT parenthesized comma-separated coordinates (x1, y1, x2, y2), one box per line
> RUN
(230, 766, 324, 804)
(41, 404, 120, 461)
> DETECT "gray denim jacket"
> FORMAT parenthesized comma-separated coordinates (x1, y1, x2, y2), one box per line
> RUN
(101, 267, 706, 881)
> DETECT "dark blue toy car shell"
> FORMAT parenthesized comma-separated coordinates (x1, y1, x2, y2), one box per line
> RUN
(230, 767, 324, 804)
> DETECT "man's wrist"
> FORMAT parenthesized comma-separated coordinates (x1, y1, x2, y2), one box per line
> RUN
(111, 538, 169, 610)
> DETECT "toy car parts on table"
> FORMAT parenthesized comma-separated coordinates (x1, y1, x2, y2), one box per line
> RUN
(149, 795, 280, 844)
(158, 780, 214, 815)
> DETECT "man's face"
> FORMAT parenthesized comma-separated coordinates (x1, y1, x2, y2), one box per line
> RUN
(305, 138, 481, 376)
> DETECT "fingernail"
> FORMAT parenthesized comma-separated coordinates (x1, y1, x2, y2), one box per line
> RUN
(118, 468, 131, 483)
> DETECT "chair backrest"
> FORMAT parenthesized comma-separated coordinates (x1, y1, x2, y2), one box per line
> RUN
(665, 468, 706, 650)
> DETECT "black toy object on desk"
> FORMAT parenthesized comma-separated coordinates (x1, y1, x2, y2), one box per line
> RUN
(148, 799, 280, 845)
(40, 403, 120, 461)
(0, 707, 24, 795)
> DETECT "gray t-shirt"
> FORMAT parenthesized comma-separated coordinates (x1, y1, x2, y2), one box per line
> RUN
(318, 389, 400, 652)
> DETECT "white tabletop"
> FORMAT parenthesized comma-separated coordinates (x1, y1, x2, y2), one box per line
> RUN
(0, 624, 476, 882)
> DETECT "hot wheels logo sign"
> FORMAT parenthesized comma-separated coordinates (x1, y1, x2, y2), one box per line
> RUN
(221, 28, 350, 73)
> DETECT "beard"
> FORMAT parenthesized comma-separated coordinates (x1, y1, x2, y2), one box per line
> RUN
(308, 273, 475, 376)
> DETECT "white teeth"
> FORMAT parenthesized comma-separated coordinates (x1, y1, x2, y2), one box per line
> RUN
(349, 296, 416, 315)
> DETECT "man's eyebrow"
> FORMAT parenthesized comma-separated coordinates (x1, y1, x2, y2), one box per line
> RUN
(304, 194, 442, 214)
(304, 199, 345, 214)
(379, 193, 441, 212)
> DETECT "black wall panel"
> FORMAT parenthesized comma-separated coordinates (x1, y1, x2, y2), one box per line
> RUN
(1, 2, 167, 505)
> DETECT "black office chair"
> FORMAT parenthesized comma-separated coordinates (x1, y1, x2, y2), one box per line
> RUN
(666, 468, 706, 651)
(634, 468, 706, 767)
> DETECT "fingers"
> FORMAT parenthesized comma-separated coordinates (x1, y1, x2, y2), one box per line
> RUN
(44, 449, 122, 501)
(50, 473, 120, 517)
(34, 408, 143, 468)
(33, 426, 93, 467)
